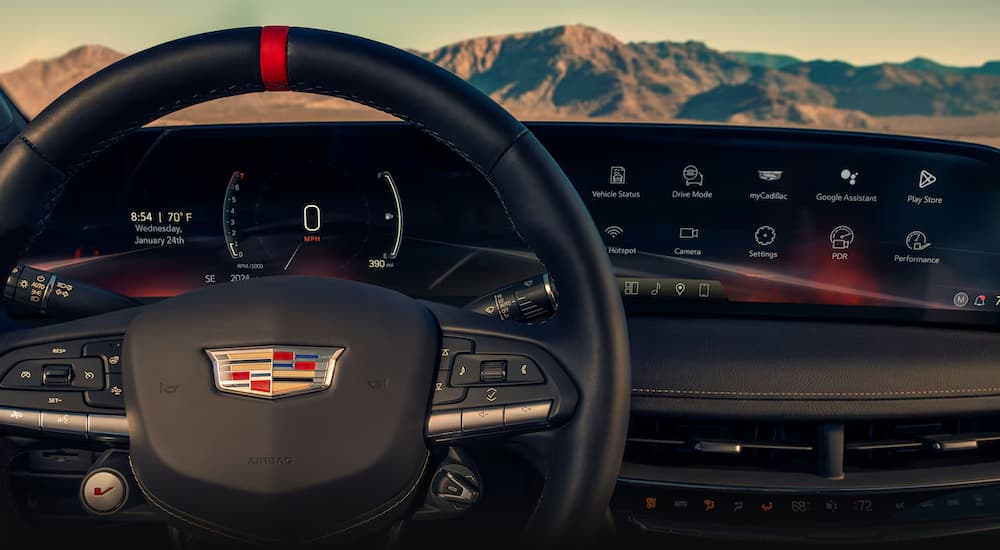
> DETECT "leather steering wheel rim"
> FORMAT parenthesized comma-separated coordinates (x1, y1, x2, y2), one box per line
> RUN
(0, 27, 630, 543)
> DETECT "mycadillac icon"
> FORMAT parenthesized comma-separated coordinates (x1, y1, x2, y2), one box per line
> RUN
(207, 346, 344, 399)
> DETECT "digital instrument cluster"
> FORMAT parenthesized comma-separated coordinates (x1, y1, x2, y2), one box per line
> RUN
(17, 123, 1000, 326)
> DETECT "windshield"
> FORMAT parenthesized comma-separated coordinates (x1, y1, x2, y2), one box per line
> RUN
(1, 0, 998, 148)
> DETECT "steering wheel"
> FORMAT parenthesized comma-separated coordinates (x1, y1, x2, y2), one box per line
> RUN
(0, 27, 630, 546)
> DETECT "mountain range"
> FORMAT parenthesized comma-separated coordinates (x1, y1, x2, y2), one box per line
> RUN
(2, 24, 999, 132)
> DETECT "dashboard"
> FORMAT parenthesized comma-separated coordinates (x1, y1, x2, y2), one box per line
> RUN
(8, 121, 1000, 546)
(18, 122, 1000, 327)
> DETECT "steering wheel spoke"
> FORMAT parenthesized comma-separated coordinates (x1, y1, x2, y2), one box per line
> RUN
(0, 308, 139, 442)
(422, 302, 578, 445)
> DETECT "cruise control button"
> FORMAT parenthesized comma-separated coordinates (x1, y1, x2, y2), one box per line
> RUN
(0, 408, 40, 430)
(85, 374, 124, 409)
(81, 469, 127, 514)
(504, 401, 551, 427)
(88, 414, 129, 439)
(426, 411, 462, 436)
(70, 358, 105, 390)
(432, 372, 466, 405)
(41, 411, 87, 435)
(1, 360, 44, 389)
(439, 337, 474, 371)
(505, 356, 544, 384)
(42, 364, 73, 386)
(450, 355, 480, 386)
(461, 407, 504, 432)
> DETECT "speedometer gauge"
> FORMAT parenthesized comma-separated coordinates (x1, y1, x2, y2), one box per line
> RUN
(222, 169, 403, 276)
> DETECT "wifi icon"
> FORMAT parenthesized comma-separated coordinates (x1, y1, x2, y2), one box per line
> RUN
(604, 225, 624, 238)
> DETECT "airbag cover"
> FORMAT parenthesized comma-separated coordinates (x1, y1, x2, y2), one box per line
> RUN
(124, 276, 436, 544)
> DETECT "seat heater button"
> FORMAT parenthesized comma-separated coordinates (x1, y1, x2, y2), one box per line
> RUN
(461, 406, 504, 432)
(0, 408, 41, 430)
(88, 414, 129, 439)
(503, 401, 552, 426)
(426, 411, 463, 436)
(81, 470, 127, 514)
(40, 411, 87, 435)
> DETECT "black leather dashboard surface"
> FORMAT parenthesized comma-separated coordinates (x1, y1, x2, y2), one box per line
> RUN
(630, 316, 1000, 418)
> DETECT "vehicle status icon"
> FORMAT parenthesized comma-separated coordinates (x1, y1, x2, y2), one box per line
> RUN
(609, 165, 626, 185)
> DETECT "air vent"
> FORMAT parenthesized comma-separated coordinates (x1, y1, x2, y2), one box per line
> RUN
(626, 416, 819, 474)
(845, 416, 1000, 472)
(626, 414, 1000, 479)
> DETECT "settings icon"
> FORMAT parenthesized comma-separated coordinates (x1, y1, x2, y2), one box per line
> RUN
(754, 225, 776, 247)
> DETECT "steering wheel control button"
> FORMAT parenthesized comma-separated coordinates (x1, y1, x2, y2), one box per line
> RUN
(426, 411, 463, 436)
(1, 360, 44, 388)
(85, 373, 125, 409)
(504, 401, 552, 427)
(83, 339, 124, 374)
(450, 355, 480, 386)
(432, 372, 466, 405)
(505, 357, 544, 384)
(42, 364, 73, 386)
(461, 407, 504, 432)
(40, 411, 87, 435)
(480, 361, 507, 383)
(81, 469, 127, 514)
(88, 414, 129, 440)
(447, 354, 545, 387)
(0, 408, 41, 430)
(439, 337, 474, 371)
(70, 358, 106, 390)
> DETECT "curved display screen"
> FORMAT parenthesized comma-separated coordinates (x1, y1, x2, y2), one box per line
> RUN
(543, 127, 1000, 323)
(16, 123, 1000, 326)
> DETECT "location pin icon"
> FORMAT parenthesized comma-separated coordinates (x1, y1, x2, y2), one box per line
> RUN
(675, 282, 686, 296)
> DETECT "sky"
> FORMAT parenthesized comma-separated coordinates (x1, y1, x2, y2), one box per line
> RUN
(2, 0, 999, 72)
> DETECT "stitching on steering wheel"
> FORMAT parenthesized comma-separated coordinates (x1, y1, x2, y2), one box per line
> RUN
(64, 82, 263, 177)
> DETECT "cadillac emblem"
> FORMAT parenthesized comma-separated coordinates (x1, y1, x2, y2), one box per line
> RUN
(206, 346, 344, 399)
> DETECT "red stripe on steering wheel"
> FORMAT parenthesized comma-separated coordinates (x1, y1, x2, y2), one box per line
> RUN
(260, 26, 290, 91)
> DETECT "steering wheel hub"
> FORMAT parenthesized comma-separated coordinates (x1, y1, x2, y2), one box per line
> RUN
(124, 276, 436, 544)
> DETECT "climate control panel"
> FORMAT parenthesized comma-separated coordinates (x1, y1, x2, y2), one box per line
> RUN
(614, 481, 1000, 542)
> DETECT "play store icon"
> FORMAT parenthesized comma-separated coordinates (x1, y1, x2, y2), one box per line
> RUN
(918, 169, 937, 189)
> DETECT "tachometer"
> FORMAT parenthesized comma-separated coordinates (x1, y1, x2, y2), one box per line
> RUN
(222, 168, 403, 276)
